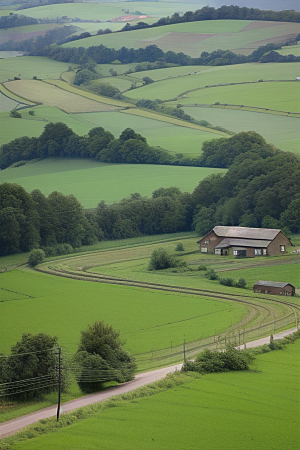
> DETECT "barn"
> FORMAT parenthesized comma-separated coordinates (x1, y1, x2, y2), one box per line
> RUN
(197, 226, 290, 257)
(253, 280, 295, 296)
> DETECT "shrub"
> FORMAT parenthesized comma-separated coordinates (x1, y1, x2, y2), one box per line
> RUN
(182, 345, 254, 374)
(196, 265, 207, 271)
(219, 277, 235, 286)
(175, 242, 184, 251)
(235, 278, 247, 288)
(205, 268, 219, 280)
(29, 110, 35, 116)
(28, 249, 45, 267)
(10, 110, 21, 118)
(148, 248, 182, 271)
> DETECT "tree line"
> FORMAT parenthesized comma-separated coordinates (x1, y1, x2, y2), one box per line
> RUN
(1, 130, 299, 257)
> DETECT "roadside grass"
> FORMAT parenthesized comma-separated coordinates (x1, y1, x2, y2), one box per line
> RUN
(182, 106, 300, 154)
(0, 268, 247, 354)
(3, 340, 300, 450)
(62, 20, 300, 56)
(124, 63, 299, 101)
(0, 57, 77, 83)
(0, 158, 226, 208)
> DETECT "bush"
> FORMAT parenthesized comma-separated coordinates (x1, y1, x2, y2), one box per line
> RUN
(175, 242, 184, 251)
(205, 268, 219, 280)
(196, 265, 207, 271)
(235, 278, 247, 288)
(10, 110, 21, 118)
(28, 249, 45, 267)
(219, 277, 235, 286)
(148, 248, 183, 271)
(182, 345, 254, 374)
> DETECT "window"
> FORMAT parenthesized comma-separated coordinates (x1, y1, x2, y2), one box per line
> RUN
(201, 247, 208, 253)
(280, 245, 285, 252)
(255, 249, 262, 256)
(214, 249, 221, 255)
(204, 240, 210, 245)
(263, 249, 267, 256)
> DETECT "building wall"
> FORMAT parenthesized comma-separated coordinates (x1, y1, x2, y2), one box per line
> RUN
(199, 231, 223, 254)
(253, 284, 295, 296)
(267, 232, 290, 256)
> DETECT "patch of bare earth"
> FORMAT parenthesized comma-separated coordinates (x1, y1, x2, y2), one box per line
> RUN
(140, 32, 214, 45)
(4, 80, 120, 113)
(241, 21, 284, 31)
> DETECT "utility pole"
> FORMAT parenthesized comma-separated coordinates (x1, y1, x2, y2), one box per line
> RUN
(57, 347, 61, 422)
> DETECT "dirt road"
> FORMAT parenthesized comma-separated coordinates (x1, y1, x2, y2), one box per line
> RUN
(0, 327, 297, 439)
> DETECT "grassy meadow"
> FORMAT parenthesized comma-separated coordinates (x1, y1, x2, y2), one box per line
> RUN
(0, 159, 226, 208)
(5, 341, 300, 450)
(0, 268, 247, 357)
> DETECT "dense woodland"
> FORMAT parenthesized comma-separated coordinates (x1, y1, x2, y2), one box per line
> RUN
(1, 130, 299, 257)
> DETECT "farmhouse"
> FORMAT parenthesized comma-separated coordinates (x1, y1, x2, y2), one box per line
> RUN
(253, 280, 295, 296)
(197, 226, 290, 257)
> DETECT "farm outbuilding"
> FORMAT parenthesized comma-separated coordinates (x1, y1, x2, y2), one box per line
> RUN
(197, 226, 290, 257)
(253, 281, 295, 296)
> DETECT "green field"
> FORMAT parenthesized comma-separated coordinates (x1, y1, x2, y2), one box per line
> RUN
(0, 158, 225, 208)
(0, 102, 223, 151)
(7, 341, 300, 450)
(0, 56, 78, 82)
(124, 63, 298, 101)
(182, 106, 300, 154)
(278, 44, 300, 56)
(63, 20, 300, 56)
(0, 268, 246, 356)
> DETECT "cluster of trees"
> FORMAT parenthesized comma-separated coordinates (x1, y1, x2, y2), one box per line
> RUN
(1, 131, 299, 257)
(0, 183, 101, 256)
(0, 322, 135, 399)
(0, 26, 77, 53)
(0, 123, 176, 169)
(134, 5, 300, 28)
(0, 14, 38, 29)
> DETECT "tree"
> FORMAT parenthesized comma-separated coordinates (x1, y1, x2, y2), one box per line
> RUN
(1, 333, 61, 400)
(74, 321, 136, 393)
(28, 249, 45, 267)
(148, 248, 184, 271)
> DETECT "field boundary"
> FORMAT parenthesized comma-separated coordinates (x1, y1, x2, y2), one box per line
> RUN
(0, 83, 38, 107)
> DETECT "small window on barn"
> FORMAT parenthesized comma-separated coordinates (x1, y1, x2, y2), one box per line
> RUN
(280, 245, 285, 252)
(255, 249, 262, 256)
(233, 250, 238, 256)
(201, 247, 208, 253)
(214, 248, 221, 255)
(204, 240, 210, 245)
(263, 249, 267, 256)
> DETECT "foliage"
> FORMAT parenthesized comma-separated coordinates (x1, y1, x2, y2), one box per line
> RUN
(204, 269, 219, 280)
(182, 345, 255, 374)
(148, 248, 184, 271)
(74, 69, 99, 86)
(74, 321, 136, 393)
(28, 249, 45, 267)
(0, 333, 60, 400)
(10, 110, 21, 119)
(175, 242, 184, 252)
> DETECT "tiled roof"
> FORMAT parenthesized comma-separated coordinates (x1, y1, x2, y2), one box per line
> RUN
(215, 238, 271, 249)
(254, 280, 293, 288)
(213, 226, 281, 240)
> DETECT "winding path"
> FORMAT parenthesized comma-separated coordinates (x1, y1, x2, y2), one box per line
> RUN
(0, 327, 297, 440)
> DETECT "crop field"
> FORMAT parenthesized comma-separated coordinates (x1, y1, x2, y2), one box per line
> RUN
(0, 158, 225, 208)
(63, 20, 300, 57)
(9, 341, 300, 450)
(0, 269, 247, 357)
(3, 80, 122, 113)
(124, 63, 298, 101)
(0, 56, 78, 83)
(182, 106, 300, 154)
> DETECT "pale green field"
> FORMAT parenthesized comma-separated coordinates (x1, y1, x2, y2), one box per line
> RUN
(18, 2, 211, 21)
(63, 20, 300, 56)
(0, 105, 221, 152)
(0, 158, 226, 208)
(278, 44, 300, 56)
(0, 56, 78, 82)
(183, 106, 300, 154)
(0, 268, 246, 356)
(9, 341, 300, 450)
(0, 23, 71, 45)
(175, 81, 300, 113)
(124, 63, 298, 101)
